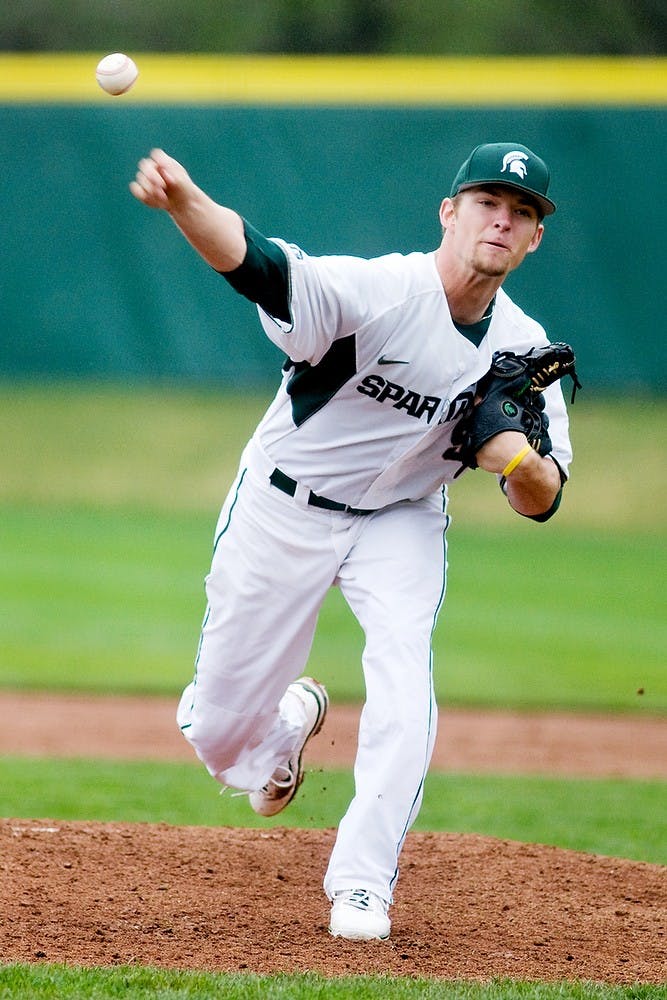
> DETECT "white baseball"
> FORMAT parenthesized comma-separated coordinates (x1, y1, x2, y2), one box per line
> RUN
(95, 53, 139, 96)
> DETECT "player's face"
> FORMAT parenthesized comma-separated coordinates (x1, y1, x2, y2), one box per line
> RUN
(440, 187, 544, 278)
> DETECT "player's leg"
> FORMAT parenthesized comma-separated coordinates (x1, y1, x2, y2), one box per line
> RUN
(326, 492, 449, 937)
(176, 463, 338, 794)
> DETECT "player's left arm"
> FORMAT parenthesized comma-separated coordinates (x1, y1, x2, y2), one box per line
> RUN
(476, 430, 564, 520)
(459, 343, 577, 521)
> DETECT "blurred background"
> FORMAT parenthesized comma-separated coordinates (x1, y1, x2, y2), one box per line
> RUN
(3, 0, 666, 54)
(0, 3, 665, 389)
(0, 6, 665, 712)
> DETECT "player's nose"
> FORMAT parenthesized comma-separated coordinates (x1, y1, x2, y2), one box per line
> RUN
(493, 205, 512, 229)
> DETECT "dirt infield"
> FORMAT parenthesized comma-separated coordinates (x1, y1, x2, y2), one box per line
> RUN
(4, 691, 667, 778)
(2, 692, 666, 984)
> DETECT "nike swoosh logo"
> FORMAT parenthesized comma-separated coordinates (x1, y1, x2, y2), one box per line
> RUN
(378, 355, 409, 365)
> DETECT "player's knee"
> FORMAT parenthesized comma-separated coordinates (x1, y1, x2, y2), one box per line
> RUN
(179, 702, 257, 775)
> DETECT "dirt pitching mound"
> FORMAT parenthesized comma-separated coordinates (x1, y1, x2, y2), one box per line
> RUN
(2, 819, 665, 984)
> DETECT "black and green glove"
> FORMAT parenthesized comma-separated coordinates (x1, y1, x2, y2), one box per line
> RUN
(454, 342, 581, 470)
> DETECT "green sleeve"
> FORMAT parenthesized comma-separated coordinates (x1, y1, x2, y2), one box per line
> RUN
(219, 219, 291, 323)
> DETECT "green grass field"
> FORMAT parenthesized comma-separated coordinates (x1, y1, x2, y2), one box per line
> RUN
(1, 759, 664, 863)
(1, 383, 665, 998)
(0, 964, 662, 1000)
(1, 503, 664, 711)
(1, 385, 665, 711)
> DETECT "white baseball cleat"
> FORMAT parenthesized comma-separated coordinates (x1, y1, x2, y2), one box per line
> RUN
(249, 677, 328, 818)
(329, 888, 391, 941)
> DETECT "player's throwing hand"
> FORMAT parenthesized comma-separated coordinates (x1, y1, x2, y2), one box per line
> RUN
(129, 148, 192, 211)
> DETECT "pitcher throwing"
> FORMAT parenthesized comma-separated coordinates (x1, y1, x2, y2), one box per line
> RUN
(130, 141, 574, 941)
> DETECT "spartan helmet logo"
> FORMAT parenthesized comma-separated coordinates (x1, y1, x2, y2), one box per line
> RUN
(501, 151, 529, 179)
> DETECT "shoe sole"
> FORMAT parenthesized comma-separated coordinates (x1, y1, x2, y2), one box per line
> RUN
(248, 677, 328, 817)
(287, 677, 329, 804)
(329, 927, 390, 941)
(294, 676, 329, 740)
(257, 677, 329, 816)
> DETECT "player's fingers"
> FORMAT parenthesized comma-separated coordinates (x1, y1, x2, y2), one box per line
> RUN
(129, 163, 169, 206)
(155, 162, 176, 189)
(130, 149, 188, 207)
(147, 148, 175, 184)
(150, 148, 191, 191)
(129, 179, 142, 202)
(137, 155, 165, 184)
(130, 169, 156, 199)
(129, 178, 154, 204)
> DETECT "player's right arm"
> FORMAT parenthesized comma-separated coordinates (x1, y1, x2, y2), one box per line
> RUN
(130, 148, 291, 323)
(130, 148, 246, 272)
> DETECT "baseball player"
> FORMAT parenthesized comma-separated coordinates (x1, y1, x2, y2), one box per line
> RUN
(130, 141, 573, 942)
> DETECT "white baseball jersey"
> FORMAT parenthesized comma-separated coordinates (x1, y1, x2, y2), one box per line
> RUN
(248, 240, 572, 511)
(178, 232, 573, 909)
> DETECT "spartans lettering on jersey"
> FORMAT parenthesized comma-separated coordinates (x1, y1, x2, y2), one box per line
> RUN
(356, 374, 442, 422)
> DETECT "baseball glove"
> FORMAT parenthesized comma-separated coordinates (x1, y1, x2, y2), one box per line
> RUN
(454, 341, 581, 470)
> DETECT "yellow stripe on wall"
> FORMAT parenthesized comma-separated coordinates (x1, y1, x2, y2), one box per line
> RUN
(0, 54, 665, 105)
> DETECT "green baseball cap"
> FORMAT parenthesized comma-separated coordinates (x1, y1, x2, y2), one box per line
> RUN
(450, 142, 556, 217)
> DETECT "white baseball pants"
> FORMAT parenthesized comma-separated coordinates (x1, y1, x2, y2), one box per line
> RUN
(177, 442, 449, 905)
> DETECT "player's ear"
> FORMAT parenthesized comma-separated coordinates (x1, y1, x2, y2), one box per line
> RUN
(526, 222, 545, 254)
(439, 197, 456, 231)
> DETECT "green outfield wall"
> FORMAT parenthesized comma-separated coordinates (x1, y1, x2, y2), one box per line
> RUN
(1, 55, 665, 390)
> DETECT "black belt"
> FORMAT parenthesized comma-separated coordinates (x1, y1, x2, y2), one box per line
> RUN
(269, 468, 374, 516)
